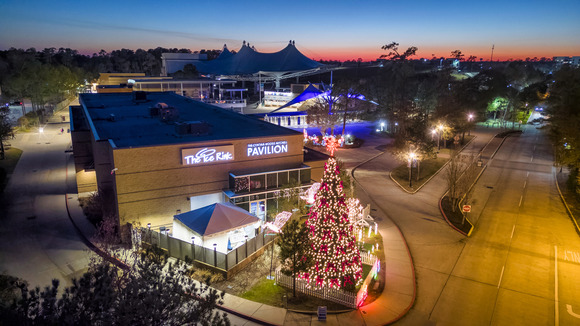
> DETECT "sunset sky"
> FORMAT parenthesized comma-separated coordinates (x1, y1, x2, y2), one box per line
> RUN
(0, 0, 578, 62)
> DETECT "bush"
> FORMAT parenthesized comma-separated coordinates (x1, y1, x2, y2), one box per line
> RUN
(188, 268, 225, 284)
(80, 192, 104, 225)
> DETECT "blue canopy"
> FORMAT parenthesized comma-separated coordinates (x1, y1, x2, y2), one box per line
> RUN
(268, 84, 327, 114)
(174, 202, 260, 236)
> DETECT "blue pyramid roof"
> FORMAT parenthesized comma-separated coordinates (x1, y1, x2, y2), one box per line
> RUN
(174, 202, 260, 236)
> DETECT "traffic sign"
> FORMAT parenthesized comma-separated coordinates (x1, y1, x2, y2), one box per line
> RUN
(463, 205, 472, 213)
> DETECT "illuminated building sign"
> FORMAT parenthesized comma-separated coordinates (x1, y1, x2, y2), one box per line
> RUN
(247, 141, 288, 157)
(182, 145, 234, 165)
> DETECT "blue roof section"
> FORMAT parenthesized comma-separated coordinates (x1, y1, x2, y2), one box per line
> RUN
(194, 42, 323, 75)
(174, 202, 260, 236)
(270, 83, 325, 113)
(78, 92, 301, 148)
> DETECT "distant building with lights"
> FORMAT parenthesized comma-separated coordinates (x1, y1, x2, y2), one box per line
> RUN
(94, 73, 248, 111)
(70, 91, 327, 232)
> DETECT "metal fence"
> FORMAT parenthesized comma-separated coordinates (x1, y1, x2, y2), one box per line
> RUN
(139, 228, 276, 271)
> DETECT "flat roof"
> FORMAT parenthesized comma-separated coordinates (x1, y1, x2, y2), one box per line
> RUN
(79, 92, 300, 149)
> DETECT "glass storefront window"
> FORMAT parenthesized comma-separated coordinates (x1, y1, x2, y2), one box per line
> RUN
(250, 175, 265, 191)
(278, 171, 288, 186)
(235, 177, 249, 193)
(289, 170, 299, 184)
(267, 173, 277, 189)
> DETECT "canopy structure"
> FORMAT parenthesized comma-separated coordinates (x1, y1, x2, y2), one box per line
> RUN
(269, 83, 328, 114)
(194, 41, 326, 86)
(174, 202, 260, 237)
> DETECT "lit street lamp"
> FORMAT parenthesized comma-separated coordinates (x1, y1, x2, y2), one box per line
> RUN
(468, 114, 474, 136)
(408, 151, 416, 188)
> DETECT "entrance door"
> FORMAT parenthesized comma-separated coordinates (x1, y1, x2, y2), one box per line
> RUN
(250, 200, 266, 221)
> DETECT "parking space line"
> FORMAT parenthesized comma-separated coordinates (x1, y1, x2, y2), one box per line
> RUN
(498, 266, 505, 288)
(555, 245, 559, 326)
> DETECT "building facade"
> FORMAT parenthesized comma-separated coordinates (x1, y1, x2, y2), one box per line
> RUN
(70, 91, 326, 231)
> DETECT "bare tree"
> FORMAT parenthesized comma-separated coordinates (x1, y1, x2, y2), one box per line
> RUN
(446, 152, 476, 213)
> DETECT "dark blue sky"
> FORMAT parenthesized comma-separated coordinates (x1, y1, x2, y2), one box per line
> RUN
(0, 0, 578, 61)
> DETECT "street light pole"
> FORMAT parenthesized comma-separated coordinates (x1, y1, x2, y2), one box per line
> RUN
(468, 114, 473, 136)
(408, 152, 415, 188)
(213, 243, 217, 267)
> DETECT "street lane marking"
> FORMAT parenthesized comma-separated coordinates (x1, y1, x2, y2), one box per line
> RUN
(524, 180, 527, 188)
(527, 172, 529, 177)
(498, 266, 505, 288)
(555, 245, 559, 326)
(511, 225, 515, 239)
(567, 305, 580, 319)
(519, 195, 523, 207)
(563, 250, 580, 264)
(530, 156, 534, 162)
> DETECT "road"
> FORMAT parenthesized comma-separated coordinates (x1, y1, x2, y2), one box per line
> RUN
(338, 123, 579, 325)
(430, 125, 580, 326)
(0, 111, 91, 290)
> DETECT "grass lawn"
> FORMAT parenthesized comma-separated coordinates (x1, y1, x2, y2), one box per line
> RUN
(240, 278, 353, 311)
(391, 157, 448, 192)
(240, 278, 287, 307)
(0, 147, 23, 192)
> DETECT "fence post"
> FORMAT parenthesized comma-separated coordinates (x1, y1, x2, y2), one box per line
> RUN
(191, 237, 195, 262)
(213, 243, 217, 267)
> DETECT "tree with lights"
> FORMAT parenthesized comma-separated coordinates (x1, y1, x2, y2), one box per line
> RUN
(303, 148, 362, 291)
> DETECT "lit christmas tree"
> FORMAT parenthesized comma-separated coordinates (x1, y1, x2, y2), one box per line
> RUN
(303, 155, 363, 290)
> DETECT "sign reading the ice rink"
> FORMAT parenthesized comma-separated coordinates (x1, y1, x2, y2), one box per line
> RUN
(182, 145, 234, 165)
(247, 140, 288, 157)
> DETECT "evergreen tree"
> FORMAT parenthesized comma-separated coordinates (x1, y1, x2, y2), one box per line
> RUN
(278, 219, 309, 297)
(303, 157, 362, 290)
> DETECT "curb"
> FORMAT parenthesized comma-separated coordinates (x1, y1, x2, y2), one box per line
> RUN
(351, 153, 417, 325)
(554, 169, 580, 237)
(390, 135, 477, 194)
(438, 132, 517, 237)
(438, 192, 469, 237)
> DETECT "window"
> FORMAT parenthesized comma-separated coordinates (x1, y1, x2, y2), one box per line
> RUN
(235, 177, 249, 193)
(267, 173, 277, 188)
(289, 170, 299, 184)
(278, 171, 288, 186)
(250, 175, 265, 191)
